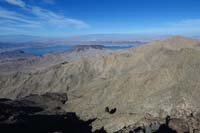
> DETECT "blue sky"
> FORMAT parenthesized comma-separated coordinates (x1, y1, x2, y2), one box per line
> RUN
(0, 0, 200, 36)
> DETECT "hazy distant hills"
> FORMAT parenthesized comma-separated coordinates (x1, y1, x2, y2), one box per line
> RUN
(0, 34, 139, 43)
(0, 34, 197, 44)
(0, 35, 46, 43)
(0, 50, 35, 60)
(0, 34, 168, 44)
(0, 34, 148, 53)
(0, 41, 55, 53)
(1, 36, 200, 132)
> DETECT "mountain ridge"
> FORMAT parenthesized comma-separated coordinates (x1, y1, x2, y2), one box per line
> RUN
(1, 36, 200, 132)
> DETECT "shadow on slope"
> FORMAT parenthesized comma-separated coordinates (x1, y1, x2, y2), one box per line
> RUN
(0, 112, 101, 133)
(0, 95, 107, 133)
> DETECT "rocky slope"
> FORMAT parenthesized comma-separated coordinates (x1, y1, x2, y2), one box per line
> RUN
(1, 36, 200, 132)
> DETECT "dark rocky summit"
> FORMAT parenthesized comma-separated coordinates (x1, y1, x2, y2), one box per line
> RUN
(0, 93, 106, 133)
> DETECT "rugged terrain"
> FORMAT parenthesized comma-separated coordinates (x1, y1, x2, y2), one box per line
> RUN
(0, 45, 111, 73)
(1, 36, 200, 132)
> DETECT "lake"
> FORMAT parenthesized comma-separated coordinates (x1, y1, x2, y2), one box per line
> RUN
(22, 44, 136, 55)
(22, 45, 73, 55)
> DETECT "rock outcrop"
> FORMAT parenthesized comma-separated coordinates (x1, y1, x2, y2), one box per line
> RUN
(0, 93, 106, 133)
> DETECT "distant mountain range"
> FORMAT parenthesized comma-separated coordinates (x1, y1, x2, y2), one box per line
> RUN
(0, 35, 45, 43)
(0, 34, 173, 43)
(0, 34, 150, 53)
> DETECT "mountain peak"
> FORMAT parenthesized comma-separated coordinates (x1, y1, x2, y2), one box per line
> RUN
(166, 35, 197, 42)
(148, 36, 200, 50)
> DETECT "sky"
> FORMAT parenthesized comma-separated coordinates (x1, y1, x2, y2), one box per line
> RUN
(0, 0, 200, 36)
